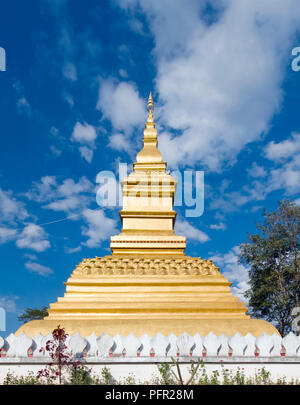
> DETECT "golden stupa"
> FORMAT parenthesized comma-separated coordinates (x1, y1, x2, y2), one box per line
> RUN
(17, 93, 278, 338)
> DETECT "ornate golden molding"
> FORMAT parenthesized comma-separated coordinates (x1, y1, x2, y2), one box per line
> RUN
(73, 255, 220, 276)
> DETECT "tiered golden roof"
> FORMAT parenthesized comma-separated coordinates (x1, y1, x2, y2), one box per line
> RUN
(17, 93, 279, 338)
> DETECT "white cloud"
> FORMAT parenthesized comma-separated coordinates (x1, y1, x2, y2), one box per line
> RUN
(50, 145, 62, 157)
(209, 245, 249, 303)
(209, 173, 272, 213)
(209, 146, 300, 213)
(23, 253, 38, 261)
(63, 62, 77, 82)
(209, 190, 251, 213)
(65, 245, 82, 254)
(209, 222, 226, 231)
(26, 176, 58, 202)
(0, 226, 18, 244)
(206, 129, 300, 214)
(265, 133, 300, 161)
(71, 122, 97, 163)
(118, 0, 205, 59)
(108, 133, 133, 153)
(78, 146, 94, 163)
(0, 188, 28, 224)
(268, 156, 300, 195)
(207, 131, 300, 210)
(16, 224, 50, 252)
(13, 81, 32, 116)
(16, 97, 31, 115)
(49, 126, 67, 158)
(25, 261, 53, 276)
(57, 177, 93, 196)
(118, 0, 300, 171)
(119, 69, 128, 78)
(260, 133, 300, 195)
(231, 281, 250, 304)
(0, 187, 29, 247)
(97, 80, 145, 131)
(81, 209, 118, 248)
(62, 90, 74, 107)
(26, 176, 94, 213)
(247, 162, 267, 178)
(45, 196, 83, 212)
(175, 219, 209, 243)
(72, 122, 97, 146)
(0, 296, 18, 312)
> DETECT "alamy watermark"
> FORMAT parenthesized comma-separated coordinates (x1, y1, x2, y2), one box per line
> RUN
(0, 47, 6, 71)
(291, 47, 300, 72)
(95, 163, 204, 218)
(0, 307, 6, 332)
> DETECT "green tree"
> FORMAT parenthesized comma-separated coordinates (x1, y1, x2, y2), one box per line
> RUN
(239, 200, 300, 336)
(18, 307, 48, 324)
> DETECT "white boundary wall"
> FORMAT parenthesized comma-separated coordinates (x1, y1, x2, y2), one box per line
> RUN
(0, 331, 300, 383)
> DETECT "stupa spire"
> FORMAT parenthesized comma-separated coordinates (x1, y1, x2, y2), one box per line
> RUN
(146, 91, 154, 125)
(135, 92, 162, 166)
(109, 92, 186, 255)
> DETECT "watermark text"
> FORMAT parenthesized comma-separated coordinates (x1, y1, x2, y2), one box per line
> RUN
(0, 307, 6, 331)
(291, 47, 300, 72)
(96, 163, 204, 218)
(0, 47, 6, 71)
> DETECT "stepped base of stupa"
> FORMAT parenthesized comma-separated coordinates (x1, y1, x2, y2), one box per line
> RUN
(16, 255, 279, 338)
(16, 317, 278, 338)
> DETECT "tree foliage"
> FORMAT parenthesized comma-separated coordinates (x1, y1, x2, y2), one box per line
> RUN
(18, 307, 48, 324)
(239, 200, 300, 336)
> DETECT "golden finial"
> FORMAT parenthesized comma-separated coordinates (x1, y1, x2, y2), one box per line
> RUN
(146, 92, 154, 124)
(147, 91, 154, 113)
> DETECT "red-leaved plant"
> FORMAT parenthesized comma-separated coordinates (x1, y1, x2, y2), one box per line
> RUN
(37, 325, 81, 385)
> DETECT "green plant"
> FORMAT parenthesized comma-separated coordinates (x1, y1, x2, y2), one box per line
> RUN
(157, 362, 174, 385)
(234, 367, 246, 385)
(122, 373, 136, 385)
(210, 370, 220, 385)
(101, 366, 113, 385)
(70, 365, 93, 385)
(3, 371, 47, 385)
(220, 367, 233, 385)
(2, 361, 300, 385)
(254, 367, 271, 385)
(198, 362, 210, 385)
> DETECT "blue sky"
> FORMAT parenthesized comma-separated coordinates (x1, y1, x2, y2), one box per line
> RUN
(1, 0, 300, 336)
